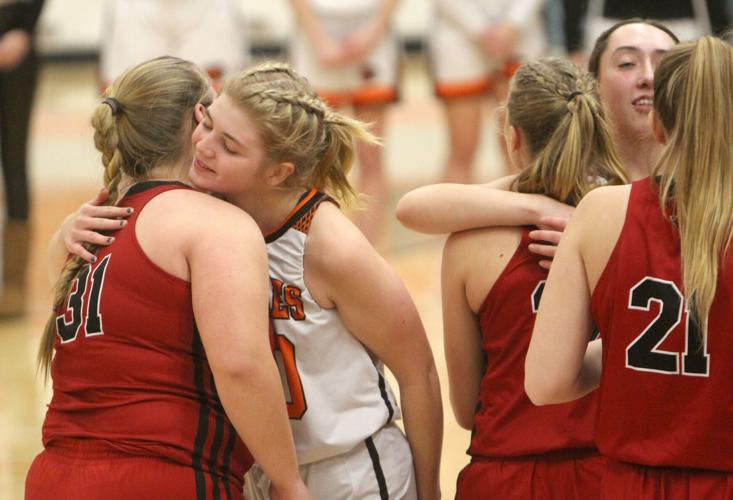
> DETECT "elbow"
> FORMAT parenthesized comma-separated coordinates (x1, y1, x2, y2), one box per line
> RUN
(210, 352, 274, 387)
(451, 401, 475, 430)
(394, 194, 418, 230)
(524, 373, 576, 406)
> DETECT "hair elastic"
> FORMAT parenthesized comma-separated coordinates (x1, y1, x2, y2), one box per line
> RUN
(103, 97, 122, 115)
(566, 91, 583, 101)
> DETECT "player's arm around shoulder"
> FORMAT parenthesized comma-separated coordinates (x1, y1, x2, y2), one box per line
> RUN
(304, 202, 443, 500)
(170, 191, 308, 498)
(395, 174, 572, 234)
(525, 184, 630, 406)
(441, 226, 521, 429)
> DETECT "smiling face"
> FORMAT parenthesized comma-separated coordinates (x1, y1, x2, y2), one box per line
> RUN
(188, 93, 270, 198)
(596, 23, 677, 142)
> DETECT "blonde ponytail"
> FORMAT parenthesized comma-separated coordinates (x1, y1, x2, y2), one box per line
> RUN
(509, 58, 627, 206)
(653, 36, 733, 330)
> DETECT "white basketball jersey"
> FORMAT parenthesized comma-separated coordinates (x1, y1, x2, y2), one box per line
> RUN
(309, 0, 380, 16)
(265, 188, 401, 465)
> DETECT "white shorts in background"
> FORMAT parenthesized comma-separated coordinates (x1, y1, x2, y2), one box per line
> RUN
(289, 8, 400, 107)
(244, 424, 417, 500)
(429, 7, 545, 99)
(100, 0, 249, 86)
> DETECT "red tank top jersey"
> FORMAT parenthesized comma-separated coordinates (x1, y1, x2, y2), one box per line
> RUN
(591, 177, 733, 472)
(43, 181, 253, 492)
(471, 228, 598, 459)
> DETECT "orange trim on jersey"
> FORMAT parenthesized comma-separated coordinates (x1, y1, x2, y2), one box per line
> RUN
(317, 86, 397, 108)
(435, 78, 492, 99)
(263, 188, 319, 240)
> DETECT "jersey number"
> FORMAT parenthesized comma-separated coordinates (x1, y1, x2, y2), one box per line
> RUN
(626, 277, 709, 376)
(56, 255, 111, 343)
(273, 333, 307, 419)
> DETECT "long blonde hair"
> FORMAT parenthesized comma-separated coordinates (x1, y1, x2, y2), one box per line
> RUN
(223, 61, 377, 206)
(509, 58, 628, 206)
(653, 36, 733, 329)
(39, 56, 213, 379)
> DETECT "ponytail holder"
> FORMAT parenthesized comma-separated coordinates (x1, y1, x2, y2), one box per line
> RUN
(566, 91, 583, 101)
(103, 97, 122, 115)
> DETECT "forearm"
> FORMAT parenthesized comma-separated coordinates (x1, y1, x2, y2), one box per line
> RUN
(399, 367, 443, 500)
(375, 0, 400, 29)
(288, 0, 328, 46)
(396, 184, 545, 234)
(215, 361, 302, 490)
(435, 0, 488, 39)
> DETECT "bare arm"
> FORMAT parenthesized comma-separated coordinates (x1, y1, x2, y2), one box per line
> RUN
(188, 201, 309, 498)
(440, 233, 485, 429)
(342, 0, 400, 61)
(395, 176, 573, 234)
(525, 188, 624, 405)
(287, 0, 350, 67)
(307, 204, 443, 500)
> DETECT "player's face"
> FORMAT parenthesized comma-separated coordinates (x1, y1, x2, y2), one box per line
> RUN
(597, 23, 676, 143)
(189, 94, 269, 198)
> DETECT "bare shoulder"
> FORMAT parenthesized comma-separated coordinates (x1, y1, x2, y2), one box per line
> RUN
(304, 201, 386, 306)
(135, 189, 264, 281)
(445, 226, 522, 312)
(145, 189, 261, 241)
(305, 201, 373, 274)
(574, 184, 631, 220)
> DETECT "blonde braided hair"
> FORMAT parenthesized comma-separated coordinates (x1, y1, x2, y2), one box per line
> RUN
(39, 56, 213, 379)
(508, 58, 628, 206)
(223, 61, 378, 207)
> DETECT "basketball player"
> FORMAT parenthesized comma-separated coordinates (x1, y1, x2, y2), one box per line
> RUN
(443, 58, 627, 498)
(27, 57, 309, 500)
(429, 0, 546, 183)
(56, 61, 443, 500)
(526, 36, 733, 498)
(396, 19, 678, 238)
(287, 0, 401, 245)
(99, 0, 248, 90)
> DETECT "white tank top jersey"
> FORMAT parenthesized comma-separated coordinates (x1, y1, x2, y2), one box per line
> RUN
(265, 188, 401, 465)
(309, 0, 380, 16)
(435, 0, 545, 38)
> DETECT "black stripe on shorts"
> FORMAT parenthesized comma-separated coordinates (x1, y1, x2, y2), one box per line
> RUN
(365, 436, 389, 500)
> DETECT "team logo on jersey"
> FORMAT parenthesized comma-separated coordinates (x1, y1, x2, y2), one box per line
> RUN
(270, 278, 306, 321)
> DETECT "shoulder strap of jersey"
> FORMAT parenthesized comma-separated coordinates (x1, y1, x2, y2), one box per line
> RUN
(265, 188, 332, 243)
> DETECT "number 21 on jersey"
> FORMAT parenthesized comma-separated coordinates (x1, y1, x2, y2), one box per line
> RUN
(626, 277, 710, 377)
(56, 255, 112, 343)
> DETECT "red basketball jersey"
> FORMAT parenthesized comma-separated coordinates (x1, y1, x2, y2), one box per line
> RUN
(43, 181, 253, 493)
(591, 177, 733, 471)
(471, 228, 598, 459)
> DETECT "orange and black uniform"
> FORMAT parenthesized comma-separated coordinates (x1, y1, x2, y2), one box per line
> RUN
(456, 228, 603, 500)
(26, 182, 252, 500)
(591, 177, 733, 498)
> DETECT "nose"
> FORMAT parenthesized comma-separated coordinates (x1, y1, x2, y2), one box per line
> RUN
(638, 59, 654, 89)
(195, 131, 215, 158)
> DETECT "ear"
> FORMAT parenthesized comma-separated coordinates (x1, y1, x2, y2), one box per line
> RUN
(263, 161, 296, 187)
(649, 110, 667, 145)
(509, 125, 522, 153)
(194, 103, 206, 125)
